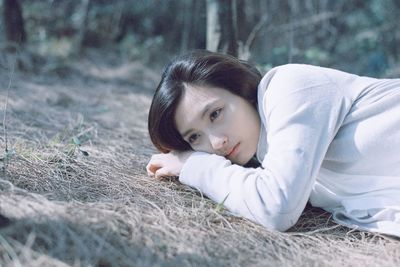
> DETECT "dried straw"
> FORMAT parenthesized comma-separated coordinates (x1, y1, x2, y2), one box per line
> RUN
(0, 54, 398, 267)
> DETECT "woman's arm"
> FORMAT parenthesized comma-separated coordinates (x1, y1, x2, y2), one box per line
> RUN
(179, 65, 351, 231)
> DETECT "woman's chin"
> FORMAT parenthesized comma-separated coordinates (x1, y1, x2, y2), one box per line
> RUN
(233, 155, 251, 166)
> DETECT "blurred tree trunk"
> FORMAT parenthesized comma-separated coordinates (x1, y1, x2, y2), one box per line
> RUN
(75, 0, 91, 55)
(191, 0, 206, 49)
(206, 0, 238, 56)
(180, 0, 193, 52)
(236, 0, 247, 42)
(288, 0, 298, 63)
(2, 0, 27, 46)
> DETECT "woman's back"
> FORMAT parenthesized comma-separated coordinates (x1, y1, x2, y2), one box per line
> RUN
(257, 64, 400, 236)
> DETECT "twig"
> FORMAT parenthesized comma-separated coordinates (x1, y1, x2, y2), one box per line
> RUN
(271, 11, 338, 33)
(244, 14, 269, 53)
(2, 59, 15, 171)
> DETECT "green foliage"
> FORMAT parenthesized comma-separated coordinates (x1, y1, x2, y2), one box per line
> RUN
(117, 34, 165, 63)
(37, 37, 74, 58)
(304, 48, 330, 65)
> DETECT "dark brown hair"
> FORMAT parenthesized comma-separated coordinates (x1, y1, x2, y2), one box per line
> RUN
(148, 50, 262, 153)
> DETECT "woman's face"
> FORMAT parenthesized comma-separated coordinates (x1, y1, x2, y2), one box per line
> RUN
(174, 84, 261, 165)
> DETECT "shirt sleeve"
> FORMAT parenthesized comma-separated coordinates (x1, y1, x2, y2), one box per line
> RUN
(179, 64, 351, 231)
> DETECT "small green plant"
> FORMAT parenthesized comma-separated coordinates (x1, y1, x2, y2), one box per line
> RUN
(214, 193, 230, 213)
(71, 136, 89, 156)
(0, 148, 15, 172)
(45, 118, 94, 162)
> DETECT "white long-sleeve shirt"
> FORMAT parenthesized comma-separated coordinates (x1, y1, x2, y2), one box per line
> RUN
(179, 64, 400, 236)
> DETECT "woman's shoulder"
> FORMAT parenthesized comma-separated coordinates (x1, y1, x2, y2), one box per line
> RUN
(257, 64, 346, 114)
(263, 63, 359, 87)
(267, 63, 340, 74)
(266, 64, 335, 86)
(258, 64, 345, 97)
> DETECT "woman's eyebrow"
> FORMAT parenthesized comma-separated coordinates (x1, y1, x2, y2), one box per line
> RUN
(181, 100, 218, 139)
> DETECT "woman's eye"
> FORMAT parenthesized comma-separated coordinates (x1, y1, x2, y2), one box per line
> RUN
(210, 108, 222, 122)
(188, 133, 200, 144)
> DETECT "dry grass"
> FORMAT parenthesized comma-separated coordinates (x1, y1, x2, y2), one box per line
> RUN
(0, 50, 399, 267)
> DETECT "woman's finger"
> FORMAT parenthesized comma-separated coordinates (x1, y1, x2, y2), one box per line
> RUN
(146, 160, 163, 176)
(154, 167, 173, 180)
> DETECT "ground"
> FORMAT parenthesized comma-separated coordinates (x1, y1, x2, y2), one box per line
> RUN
(0, 49, 399, 267)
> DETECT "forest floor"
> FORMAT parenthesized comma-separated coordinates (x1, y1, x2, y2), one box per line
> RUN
(0, 49, 399, 267)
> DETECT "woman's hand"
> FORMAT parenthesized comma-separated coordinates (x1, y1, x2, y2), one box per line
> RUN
(146, 150, 194, 179)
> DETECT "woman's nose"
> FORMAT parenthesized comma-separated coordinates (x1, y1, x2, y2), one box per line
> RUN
(210, 134, 228, 151)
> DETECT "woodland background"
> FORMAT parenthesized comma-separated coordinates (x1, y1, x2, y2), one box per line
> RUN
(0, 1, 399, 267)
(2, 0, 400, 77)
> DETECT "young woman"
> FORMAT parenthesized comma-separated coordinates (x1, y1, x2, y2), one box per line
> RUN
(147, 50, 400, 237)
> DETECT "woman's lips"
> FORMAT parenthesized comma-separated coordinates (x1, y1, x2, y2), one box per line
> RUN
(227, 143, 240, 158)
